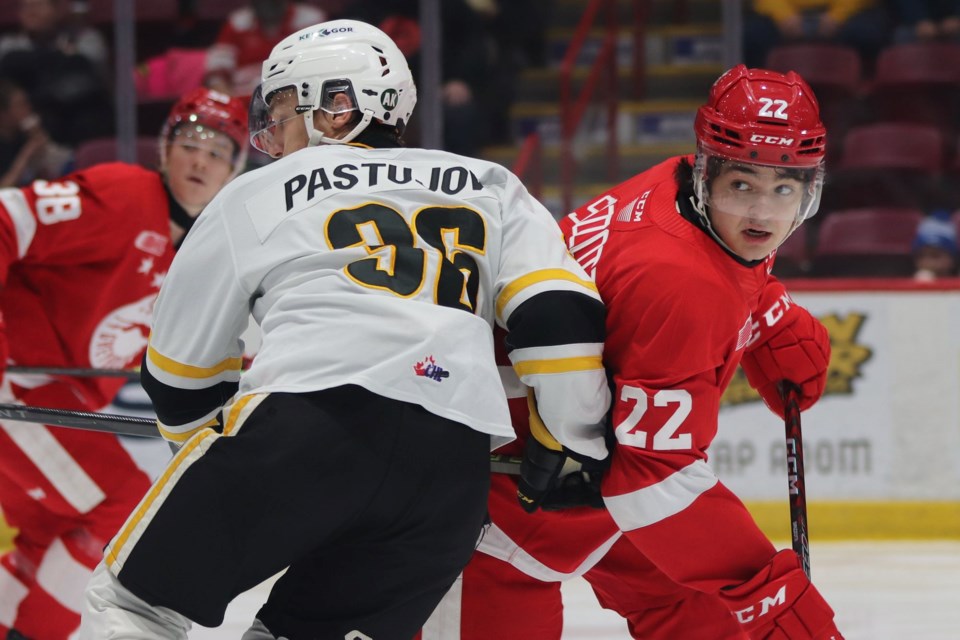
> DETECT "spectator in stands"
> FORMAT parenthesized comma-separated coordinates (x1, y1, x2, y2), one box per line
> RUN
(204, 0, 327, 98)
(0, 0, 109, 75)
(889, 0, 960, 42)
(489, 0, 548, 69)
(0, 0, 113, 147)
(474, 0, 548, 139)
(341, 0, 500, 155)
(913, 209, 959, 280)
(743, 0, 891, 69)
(0, 78, 72, 187)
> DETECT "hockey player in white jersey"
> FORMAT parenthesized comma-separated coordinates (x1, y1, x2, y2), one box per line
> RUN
(80, 19, 610, 640)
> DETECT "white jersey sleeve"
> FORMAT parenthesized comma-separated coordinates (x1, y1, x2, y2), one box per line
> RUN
(492, 170, 610, 460)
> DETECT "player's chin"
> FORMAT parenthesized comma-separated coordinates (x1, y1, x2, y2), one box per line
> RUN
(732, 229, 777, 261)
(185, 183, 217, 203)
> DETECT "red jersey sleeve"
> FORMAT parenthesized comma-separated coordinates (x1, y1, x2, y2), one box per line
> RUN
(0, 163, 165, 269)
(0, 163, 173, 409)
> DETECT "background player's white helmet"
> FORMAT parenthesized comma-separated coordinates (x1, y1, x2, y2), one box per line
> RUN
(249, 19, 417, 156)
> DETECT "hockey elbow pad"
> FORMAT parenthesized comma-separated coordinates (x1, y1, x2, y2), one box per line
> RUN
(718, 549, 843, 640)
(742, 307, 830, 420)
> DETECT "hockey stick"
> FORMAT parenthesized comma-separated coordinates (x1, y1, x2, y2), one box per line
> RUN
(0, 403, 158, 438)
(7, 366, 141, 380)
(0, 402, 525, 474)
(489, 454, 523, 475)
(782, 382, 811, 579)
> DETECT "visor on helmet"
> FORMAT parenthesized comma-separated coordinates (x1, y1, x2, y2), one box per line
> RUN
(693, 153, 824, 226)
(170, 123, 237, 165)
(248, 80, 360, 158)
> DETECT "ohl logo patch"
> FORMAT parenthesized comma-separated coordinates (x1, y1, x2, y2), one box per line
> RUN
(414, 355, 450, 382)
(721, 312, 873, 407)
(381, 89, 398, 111)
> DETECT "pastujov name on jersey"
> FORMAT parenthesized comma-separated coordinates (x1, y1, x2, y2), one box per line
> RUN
(283, 162, 485, 211)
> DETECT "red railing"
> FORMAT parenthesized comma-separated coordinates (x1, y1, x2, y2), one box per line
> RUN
(559, 0, 620, 214)
(513, 131, 543, 201)
(632, 0, 651, 99)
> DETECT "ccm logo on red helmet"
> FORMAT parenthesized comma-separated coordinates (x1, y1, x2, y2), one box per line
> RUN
(750, 134, 794, 146)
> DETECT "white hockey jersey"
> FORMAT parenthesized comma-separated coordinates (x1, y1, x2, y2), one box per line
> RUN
(142, 144, 610, 454)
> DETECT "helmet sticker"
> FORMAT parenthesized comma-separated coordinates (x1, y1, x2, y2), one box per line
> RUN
(381, 89, 398, 111)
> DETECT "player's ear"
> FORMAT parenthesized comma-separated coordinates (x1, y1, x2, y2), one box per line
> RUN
(329, 93, 356, 129)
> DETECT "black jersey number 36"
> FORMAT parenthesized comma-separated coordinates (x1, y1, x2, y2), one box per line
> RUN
(325, 202, 486, 312)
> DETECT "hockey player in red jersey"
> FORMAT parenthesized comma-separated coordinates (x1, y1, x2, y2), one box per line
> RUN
(0, 87, 247, 639)
(422, 65, 840, 640)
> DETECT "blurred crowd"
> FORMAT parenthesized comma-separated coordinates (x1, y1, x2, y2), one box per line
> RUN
(0, 0, 956, 279)
(742, 1, 960, 279)
(0, 0, 547, 179)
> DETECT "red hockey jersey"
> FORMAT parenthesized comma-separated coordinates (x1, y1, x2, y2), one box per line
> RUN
(0, 162, 175, 409)
(560, 157, 782, 592)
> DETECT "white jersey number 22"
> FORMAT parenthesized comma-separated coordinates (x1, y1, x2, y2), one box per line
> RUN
(614, 385, 692, 450)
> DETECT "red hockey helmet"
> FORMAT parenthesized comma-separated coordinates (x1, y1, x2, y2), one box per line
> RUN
(692, 65, 827, 230)
(160, 87, 249, 176)
(694, 64, 826, 168)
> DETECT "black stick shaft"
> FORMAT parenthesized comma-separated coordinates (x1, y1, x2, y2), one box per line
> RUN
(783, 382, 811, 579)
(0, 402, 524, 475)
(7, 366, 140, 380)
(0, 402, 158, 438)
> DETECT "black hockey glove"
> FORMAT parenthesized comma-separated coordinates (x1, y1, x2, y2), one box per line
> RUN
(517, 392, 608, 513)
(539, 459, 606, 511)
(517, 433, 566, 513)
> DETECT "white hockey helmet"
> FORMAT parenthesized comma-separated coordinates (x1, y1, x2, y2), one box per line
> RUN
(249, 19, 417, 156)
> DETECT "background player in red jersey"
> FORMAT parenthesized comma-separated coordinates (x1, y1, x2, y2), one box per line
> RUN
(422, 65, 840, 640)
(0, 87, 247, 639)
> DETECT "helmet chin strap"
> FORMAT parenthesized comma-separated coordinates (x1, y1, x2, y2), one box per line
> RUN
(304, 110, 374, 147)
(688, 194, 737, 255)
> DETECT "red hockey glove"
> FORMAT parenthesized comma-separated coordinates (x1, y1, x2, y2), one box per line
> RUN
(741, 283, 830, 419)
(718, 549, 843, 640)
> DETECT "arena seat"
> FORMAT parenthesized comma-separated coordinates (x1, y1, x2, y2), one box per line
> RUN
(811, 207, 924, 277)
(823, 122, 945, 211)
(864, 42, 960, 135)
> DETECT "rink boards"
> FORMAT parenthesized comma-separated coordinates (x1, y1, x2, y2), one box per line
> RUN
(3, 280, 959, 547)
(718, 279, 960, 540)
